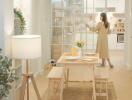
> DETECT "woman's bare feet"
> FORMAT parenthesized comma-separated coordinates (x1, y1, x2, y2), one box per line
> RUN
(107, 58, 114, 68)
(109, 64, 114, 68)
(101, 63, 105, 67)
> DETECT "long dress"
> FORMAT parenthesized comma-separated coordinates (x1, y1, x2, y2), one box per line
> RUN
(90, 22, 110, 59)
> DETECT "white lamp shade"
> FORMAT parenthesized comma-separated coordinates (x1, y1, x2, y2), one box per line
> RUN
(12, 35, 41, 59)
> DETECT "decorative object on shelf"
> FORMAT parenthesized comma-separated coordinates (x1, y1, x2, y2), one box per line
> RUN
(96, 7, 115, 12)
(75, 40, 84, 57)
(113, 18, 125, 33)
(117, 34, 124, 43)
(113, 13, 125, 18)
(12, 35, 41, 100)
(0, 49, 16, 100)
(14, 8, 26, 35)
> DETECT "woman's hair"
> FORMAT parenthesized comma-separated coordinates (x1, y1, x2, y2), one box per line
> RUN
(100, 13, 109, 28)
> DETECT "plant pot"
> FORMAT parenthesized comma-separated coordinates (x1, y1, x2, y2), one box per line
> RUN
(0, 83, 16, 100)
(1, 97, 8, 100)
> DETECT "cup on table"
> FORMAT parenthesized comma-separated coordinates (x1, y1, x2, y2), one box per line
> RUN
(71, 47, 78, 56)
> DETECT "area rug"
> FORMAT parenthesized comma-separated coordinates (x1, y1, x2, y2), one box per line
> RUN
(42, 82, 117, 100)
(63, 82, 117, 100)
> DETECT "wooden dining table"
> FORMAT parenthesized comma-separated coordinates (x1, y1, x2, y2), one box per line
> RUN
(57, 53, 99, 100)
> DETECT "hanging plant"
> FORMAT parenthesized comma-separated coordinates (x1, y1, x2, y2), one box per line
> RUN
(0, 49, 17, 99)
(14, 8, 26, 34)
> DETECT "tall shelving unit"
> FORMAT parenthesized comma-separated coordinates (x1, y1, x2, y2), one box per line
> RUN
(51, 0, 64, 61)
(64, 0, 96, 52)
(63, 0, 84, 53)
(51, 0, 84, 61)
(51, 0, 89, 61)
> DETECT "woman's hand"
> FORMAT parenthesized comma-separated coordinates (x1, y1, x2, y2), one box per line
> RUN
(86, 24, 89, 28)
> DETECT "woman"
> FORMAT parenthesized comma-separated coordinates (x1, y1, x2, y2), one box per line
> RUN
(86, 13, 113, 68)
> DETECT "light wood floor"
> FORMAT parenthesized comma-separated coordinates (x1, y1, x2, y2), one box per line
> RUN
(28, 50, 132, 100)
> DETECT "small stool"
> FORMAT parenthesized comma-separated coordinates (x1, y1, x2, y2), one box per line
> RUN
(94, 67, 109, 100)
(47, 67, 64, 100)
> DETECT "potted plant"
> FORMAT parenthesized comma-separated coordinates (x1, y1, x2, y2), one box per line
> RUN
(0, 49, 16, 100)
(14, 8, 26, 35)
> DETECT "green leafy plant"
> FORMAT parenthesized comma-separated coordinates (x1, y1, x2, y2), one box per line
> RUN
(0, 49, 16, 99)
(14, 8, 26, 34)
(75, 40, 85, 48)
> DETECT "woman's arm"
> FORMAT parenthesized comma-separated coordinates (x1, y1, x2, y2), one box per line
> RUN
(86, 24, 90, 28)
(86, 22, 100, 32)
(107, 24, 111, 34)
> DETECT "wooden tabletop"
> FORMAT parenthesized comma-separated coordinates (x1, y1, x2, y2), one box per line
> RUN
(57, 53, 99, 64)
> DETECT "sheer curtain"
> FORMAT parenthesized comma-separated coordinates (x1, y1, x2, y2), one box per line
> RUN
(32, 0, 52, 67)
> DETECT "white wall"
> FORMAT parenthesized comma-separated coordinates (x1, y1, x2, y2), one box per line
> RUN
(125, 0, 132, 69)
(32, 0, 52, 68)
(4, 0, 14, 56)
(0, 0, 15, 100)
(0, 0, 14, 56)
(0, 0, 5, 50)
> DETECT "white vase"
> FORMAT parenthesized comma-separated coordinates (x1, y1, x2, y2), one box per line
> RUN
(78, 48, 83, 57)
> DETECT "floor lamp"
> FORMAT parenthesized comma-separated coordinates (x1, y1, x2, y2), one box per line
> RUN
(12, 35, 41, 100)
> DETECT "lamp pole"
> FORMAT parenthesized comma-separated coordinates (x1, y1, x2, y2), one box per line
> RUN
(26, 60, 29, 100)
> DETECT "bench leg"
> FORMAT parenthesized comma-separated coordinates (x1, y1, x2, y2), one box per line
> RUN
(65, 68, 69, 87)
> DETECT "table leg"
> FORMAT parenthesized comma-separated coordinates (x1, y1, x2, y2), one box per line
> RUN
(66, 68, 69, 87)
(64, 65, 67, 86)
(64, 64, 69, 87)
(92, 64, 96, 100)
(65, 68, 69, 88)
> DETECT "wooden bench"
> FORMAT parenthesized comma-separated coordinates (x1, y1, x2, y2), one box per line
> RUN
(47, 67, 64, 100)
(94, 67, 109, 100)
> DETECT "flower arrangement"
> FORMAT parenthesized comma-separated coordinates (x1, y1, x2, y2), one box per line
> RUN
(75, 40, 84, 48)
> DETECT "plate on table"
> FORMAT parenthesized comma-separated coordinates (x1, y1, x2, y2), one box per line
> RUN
(81, 56, 97, 61)
(84, 53, 96, 56)
(64, 56, 80, 60)
(81, 58, 95, 61)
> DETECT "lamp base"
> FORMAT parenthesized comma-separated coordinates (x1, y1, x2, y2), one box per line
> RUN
(20, 73, 41, 100)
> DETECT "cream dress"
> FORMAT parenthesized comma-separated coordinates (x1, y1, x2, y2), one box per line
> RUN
(90, 22, 110, 59)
